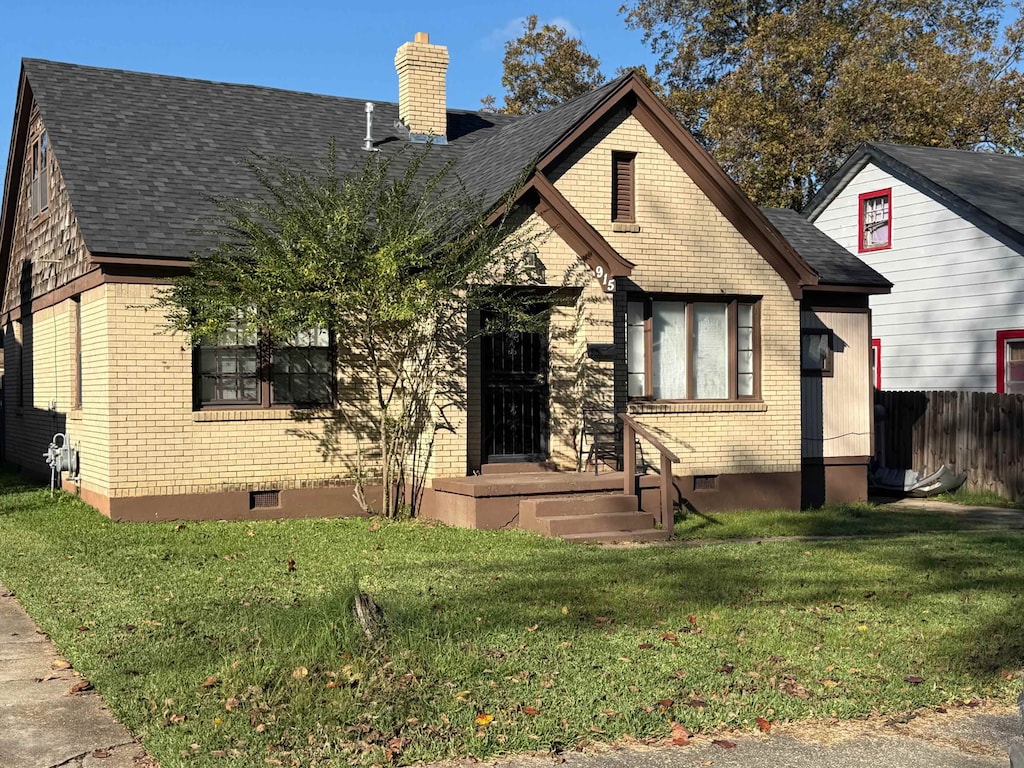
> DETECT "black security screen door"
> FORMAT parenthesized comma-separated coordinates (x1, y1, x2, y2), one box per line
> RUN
(481, 317, 550, 463)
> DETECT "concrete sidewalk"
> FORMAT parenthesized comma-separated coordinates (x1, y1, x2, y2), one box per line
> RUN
(460, 706, 1022, 768)
(0, 584, 151, 768)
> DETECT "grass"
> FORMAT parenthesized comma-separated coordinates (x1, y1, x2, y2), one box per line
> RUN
(673, 501, 1018, 540)
(933, 487, 1024, 510)
(0, 472, 1022, 768)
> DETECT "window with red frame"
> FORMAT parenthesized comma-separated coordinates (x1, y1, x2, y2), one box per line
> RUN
(858, 189, 891, 252)
(870, 338, 882, 390)
(997, 330, 1024, 394)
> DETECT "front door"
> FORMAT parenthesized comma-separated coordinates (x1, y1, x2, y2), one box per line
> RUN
(481, 318, 549, 463)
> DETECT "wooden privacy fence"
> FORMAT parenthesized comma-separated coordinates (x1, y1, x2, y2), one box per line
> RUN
(875, 390, 1024, 501)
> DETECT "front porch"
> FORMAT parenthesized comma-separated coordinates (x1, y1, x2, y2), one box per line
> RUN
(423, 415, 682, 542)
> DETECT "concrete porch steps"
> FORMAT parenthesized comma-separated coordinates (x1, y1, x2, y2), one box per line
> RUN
(426, 472, 666, 542)
(519, 492, 661, 539)
(560, 528, 671, 543)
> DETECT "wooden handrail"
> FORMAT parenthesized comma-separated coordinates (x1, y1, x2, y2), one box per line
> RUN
(619, 413, 680, 536)
(618, 414, 680, 462)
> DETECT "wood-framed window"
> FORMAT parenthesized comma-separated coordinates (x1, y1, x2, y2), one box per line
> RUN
(28, 129, 49, 219)
(626, 295, 760, 401)
(858, 188, 891, 252)
(801, 329, 834, 376)
(611, 151, 636, 223)
(870, 338, 882, 390)
(996, 329, 1024, 394)
(195, 320, 334, 409)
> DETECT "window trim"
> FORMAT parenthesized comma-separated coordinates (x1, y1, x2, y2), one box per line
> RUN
(194, 329, 336, 411)
(870, 338, 882, 390)
(996, 329, 1024, 394)
(611, 151, 636, 224)
(627, 294, 762, 403)
(858, 188, 891, 253)
(800, 329, 834, 377)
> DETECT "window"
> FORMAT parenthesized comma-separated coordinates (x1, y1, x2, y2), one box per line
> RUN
(28, 130, 49, 218)
(870, 338, 882, 390)
(195, 319, 333, 408)
(611, 151, 636, 223)
(997, 330, 1024, 394)
(801, 330, 833, 376)
(858, 188, 891, 252)
(626, 297, 759, 401)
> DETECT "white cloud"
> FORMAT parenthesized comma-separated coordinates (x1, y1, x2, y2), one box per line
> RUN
(478, 15, 582, 50)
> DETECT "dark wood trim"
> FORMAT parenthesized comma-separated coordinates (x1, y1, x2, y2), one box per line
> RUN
(0, 70, 33, 303)
(802, 456, 871, 466)
(623, 87, 818, 300)
(800, 328, 835, 377)
(91, 253, 193, 269)
(630, 293, 762, 402)
(611, 150, 636, 224)
(2, 268, 105, 322)
(529, 174, 634, 277)
(808, 283, 891, 295)
(801, 292, 870, 310)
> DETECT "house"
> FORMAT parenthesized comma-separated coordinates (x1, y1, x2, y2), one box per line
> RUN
(804, 142, 1024, 394)
(0, 34, 890, 533)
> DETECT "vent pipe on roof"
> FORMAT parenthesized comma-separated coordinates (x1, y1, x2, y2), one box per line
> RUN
(363, 102, 378, 152)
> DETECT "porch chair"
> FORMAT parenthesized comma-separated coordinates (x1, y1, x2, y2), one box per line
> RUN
(581, 408, 645, 475)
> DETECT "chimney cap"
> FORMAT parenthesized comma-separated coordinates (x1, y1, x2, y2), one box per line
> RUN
(414, 31, 430, 43)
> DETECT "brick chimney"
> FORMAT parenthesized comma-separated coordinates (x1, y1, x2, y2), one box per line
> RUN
(395, 32, 449, 143)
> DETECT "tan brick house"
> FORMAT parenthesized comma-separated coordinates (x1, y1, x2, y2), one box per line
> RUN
(0, 34, 890, 534)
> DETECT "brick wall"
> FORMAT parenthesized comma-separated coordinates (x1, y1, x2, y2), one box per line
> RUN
(547, 109, 803, 476)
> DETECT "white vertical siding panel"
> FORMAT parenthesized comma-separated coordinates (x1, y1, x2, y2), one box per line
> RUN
(812, 163, 1024, 392)
(801, 311, 872, 458)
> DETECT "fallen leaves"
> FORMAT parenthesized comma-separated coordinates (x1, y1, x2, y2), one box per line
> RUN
(291, 667, 308, 679)
(201, 676, 219, 687)
(69, 680, 93, 694)
(474, 713, 494, 726)
(756, 716, 772, 732)
(225, 697, 240, 711)
(51, 659, 71, 670)
(713, 739, 737, 749)
(904, 675, 925, 685)
(522, 706, 540, 716)
(670, 722, 691, 746)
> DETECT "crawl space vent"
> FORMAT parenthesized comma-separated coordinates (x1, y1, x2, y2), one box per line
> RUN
(693, 475, 719, 492)
(249, 490, 281, 509)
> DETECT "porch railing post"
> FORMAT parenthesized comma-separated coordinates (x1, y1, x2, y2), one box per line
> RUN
(623, 420, 636, 496)
(660, 454, 673, 531)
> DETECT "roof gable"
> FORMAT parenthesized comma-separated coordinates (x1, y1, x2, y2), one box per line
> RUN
(804, 142, 1024, 253)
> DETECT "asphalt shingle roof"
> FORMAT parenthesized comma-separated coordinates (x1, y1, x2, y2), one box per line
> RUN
(18, 59, 887, 292)
(805, 142, 1024, 251)
(761, 207, 891, 288)
(23, 59, 518, 259)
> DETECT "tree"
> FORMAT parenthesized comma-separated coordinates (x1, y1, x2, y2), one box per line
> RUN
(156, 146, 545, 519)
(485, 15, 606, 114)
(622, 0, 1024, 207)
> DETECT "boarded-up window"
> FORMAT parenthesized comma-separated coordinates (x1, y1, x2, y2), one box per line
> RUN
(611, 151, 636, 222)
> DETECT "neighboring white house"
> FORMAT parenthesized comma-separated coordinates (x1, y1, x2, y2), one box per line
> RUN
(804, 142, 1024, 394)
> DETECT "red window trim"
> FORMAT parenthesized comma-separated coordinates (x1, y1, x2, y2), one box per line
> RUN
(996, 329, 1024, 394)
(871, 338, 882, 390)
(858, 188, 892, 253)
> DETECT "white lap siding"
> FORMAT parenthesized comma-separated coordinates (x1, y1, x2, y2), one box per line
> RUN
(811, 162, 1024, 392)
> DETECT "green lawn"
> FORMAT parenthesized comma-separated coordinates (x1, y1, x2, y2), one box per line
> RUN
(0, 473, 1021, 768)
(673, 501, 1020, 540)
(933, 487, 1024, 510)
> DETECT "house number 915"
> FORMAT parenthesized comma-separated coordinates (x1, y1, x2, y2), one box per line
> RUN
(594, 265, 616, 293)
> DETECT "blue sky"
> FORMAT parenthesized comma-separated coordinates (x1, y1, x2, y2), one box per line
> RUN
(0, 0, 656, 188)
